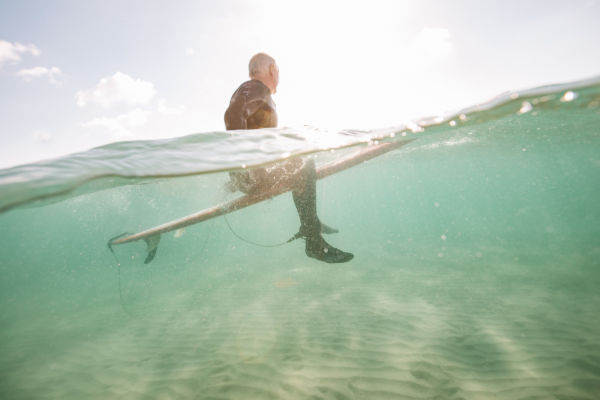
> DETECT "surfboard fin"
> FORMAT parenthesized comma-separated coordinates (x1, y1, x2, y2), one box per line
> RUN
(143, 234, 161, 264)
(320, 223, 339, 235)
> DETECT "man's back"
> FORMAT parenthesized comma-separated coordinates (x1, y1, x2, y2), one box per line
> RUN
(224, 80, 277, 130)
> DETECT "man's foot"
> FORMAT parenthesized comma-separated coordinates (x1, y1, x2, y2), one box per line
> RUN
(305, 235, 353, 263)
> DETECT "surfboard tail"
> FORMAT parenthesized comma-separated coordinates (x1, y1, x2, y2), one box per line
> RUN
(107, 232, 161, 264)
(107, 232, 131, 256)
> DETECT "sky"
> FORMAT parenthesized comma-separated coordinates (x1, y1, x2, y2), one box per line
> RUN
(0, 0, 599, 168)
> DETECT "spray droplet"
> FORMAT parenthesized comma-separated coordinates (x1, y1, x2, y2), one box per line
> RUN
(519, 101, 533, 114)
(449, 120, 457, 127)
(441, 234, 447, 241)
(560, 91, 577, 102)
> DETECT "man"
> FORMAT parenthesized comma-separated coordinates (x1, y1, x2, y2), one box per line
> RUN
(224, 53, 353, 263)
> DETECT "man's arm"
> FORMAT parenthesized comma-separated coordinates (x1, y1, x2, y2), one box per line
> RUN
(244, 99, 277, 129)
(224, 96, 248, 130)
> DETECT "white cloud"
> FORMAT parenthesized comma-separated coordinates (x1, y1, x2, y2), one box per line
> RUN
(158, 98, 185, 115)
(409, 28, 454, 64)
(76, 72, 156, 108)
(81, 108, 151, 138)
(17, 66, 63, 85)
(0, 40, 41, 69)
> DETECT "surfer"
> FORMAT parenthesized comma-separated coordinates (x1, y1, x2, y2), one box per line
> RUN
(224, 53, 353, 263)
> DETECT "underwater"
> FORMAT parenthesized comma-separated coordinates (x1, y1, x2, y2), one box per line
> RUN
(1, 77, 599, 399)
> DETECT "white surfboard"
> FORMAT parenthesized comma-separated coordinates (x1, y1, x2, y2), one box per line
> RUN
(110, 139, 412, 249)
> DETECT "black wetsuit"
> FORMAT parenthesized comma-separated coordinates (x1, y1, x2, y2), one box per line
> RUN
(225, 80, 277, 130)
(224, 79, 353, 263)
(224, 80, 278, 194)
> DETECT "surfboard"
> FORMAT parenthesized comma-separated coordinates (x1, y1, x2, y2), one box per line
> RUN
(110, 139, 413, 247)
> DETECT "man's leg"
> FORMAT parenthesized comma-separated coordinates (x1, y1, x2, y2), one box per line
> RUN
(292, 158, 353, 263)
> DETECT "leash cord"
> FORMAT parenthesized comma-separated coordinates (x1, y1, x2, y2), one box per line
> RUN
(223, 214, 299, 247)
(107, 233, 134, 317)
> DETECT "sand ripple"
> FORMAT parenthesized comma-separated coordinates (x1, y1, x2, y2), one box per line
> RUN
(2, 260, 599, 400)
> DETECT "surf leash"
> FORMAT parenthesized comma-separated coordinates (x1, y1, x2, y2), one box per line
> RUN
(222, 214, 298, 248)
(107, 232, 135, 317)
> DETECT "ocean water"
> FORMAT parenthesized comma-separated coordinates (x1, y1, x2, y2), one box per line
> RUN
(1, 77, 599, 399)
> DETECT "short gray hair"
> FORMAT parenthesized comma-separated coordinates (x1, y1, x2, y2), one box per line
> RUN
(249, 53, 275, 77)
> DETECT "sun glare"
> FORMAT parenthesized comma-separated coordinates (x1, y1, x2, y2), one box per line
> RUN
(233, 0, 458, 130)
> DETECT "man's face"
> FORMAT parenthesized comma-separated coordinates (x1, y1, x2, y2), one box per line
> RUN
(271, 63, 279, 93)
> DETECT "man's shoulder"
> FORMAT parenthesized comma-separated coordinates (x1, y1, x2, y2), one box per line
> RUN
(239, 79, 268, 90)
(236, 79, 270, 98)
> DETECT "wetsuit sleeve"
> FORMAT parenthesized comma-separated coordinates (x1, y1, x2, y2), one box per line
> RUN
(245, 99, 277, 129)
(224, 95, 248, 130)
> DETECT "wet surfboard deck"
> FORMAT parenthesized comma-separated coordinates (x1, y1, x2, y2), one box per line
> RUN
(110, 139, 413, 247)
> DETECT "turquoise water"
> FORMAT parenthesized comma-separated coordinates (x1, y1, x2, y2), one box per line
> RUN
(1, 78, 599, 399)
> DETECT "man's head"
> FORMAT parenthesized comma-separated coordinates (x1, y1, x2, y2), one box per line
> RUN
(248, 53, 279, 94)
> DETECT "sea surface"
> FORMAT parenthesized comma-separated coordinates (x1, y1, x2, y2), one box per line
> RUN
(1, 77, 599, 399)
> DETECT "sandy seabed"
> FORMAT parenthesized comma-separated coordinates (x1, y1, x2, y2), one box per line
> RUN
(1, 246, 599, 400)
